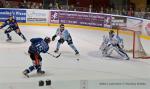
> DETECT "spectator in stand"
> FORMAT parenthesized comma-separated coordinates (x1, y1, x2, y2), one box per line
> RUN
(114, 9, 119, 15)
(127, 7, 134, 16)
(121, 8, 127, 16)
(140, 9, 145, 18)
(23, 0, 27, 8)
(105, 8, 109, 14)
(0, 1, 4, 8)
(145, 8, 150, 12)
(118, 9, 122, 15)
(39, 3, 43, 9)
(48, 3, 53, 9)
(55, 2, 60, 9)
(19, 2, 23, 8)
(144, 8, 150, 19)
(100, 7, 104, 13)
(35, 3, 39, 9)
(19, 0, 28, 8)
(89, 4, 92, 12)
(109, 8, 114, 14)
(5, 1, 11, 8)
(27, 1, 31, 9)
(31, 2, 36, 9)
(69, 5, 74, 11)
(60, 5, 65, 10)
(135, 8, 142, 18)
(19, 2, 26, 8)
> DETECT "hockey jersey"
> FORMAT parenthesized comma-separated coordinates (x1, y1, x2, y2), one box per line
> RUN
(103, 34, 123, 47)
(55, 28, 71, 41)
(28, 38, 49, 54)
(0, 19, 19, 30)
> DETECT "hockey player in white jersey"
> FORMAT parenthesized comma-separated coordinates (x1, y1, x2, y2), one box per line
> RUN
(52, 24, 79, 55)
(100, 30, 129, 60)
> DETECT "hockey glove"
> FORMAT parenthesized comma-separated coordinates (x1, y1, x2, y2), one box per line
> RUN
(52, 35, 57, 41)
(58, 38, 64, 44)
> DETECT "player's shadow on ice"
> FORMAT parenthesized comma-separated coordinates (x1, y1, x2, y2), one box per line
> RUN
(0, 39, 26, 44)
(59, 51, 77, 58)
(7, 41, 26, 44)
(88, 51, 129, 61)
(87, 51, 103, 58)
(28, 72, 54, 78)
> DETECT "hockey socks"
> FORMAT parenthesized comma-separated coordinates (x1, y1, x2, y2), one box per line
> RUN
(55, 42, 61, 52)
(18, 32, 27, 41)
(6, 33, 12, 41)
(69, 44, 79, 54)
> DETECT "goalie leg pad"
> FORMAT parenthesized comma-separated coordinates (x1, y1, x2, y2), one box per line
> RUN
(102, 45, 114, 57)
(114, 46, 129, 60)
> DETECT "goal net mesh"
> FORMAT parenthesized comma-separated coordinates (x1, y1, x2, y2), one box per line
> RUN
(116, 26, 149, 59)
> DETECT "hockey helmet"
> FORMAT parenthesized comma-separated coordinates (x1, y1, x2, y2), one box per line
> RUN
(60, 23, 64, 27)
(9, 15, 14, 20)
(60, 23, 65, 31)
(44, 37, 51, 43)
(109, 30, 115, 38)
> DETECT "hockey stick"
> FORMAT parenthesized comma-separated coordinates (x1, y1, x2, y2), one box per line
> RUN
(24, 51, 61, 58)
(47, 52, 61, 58)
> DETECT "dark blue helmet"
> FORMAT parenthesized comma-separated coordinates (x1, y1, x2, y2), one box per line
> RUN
(44, 37, 51, 43)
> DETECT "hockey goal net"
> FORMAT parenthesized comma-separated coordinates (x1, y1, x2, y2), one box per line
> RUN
(115, 26, 150, 59)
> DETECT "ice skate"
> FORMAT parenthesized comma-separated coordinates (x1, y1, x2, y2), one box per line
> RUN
(6, 36, 12, 42)
(37, 70, 45, 75)
(24, 38, 27, 42)
(54, 49, 59, 53)
(75, 50, 79, 55)
(124, 57, 130, 60)
(23, 70, 29, 78)
(23, 36, 27, 42)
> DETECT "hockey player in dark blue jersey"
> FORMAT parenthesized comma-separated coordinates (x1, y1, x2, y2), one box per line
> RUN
(0, 16, 26, 41)
(23, 37, 51, 78)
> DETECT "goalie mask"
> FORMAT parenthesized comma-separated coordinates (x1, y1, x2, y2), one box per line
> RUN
(109, 30, 115, 38)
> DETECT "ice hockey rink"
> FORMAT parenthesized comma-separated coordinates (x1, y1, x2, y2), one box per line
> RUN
(0, 25, 150, 89)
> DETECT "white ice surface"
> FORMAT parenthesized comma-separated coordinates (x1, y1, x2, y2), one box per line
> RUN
(0, 26, 150, 89)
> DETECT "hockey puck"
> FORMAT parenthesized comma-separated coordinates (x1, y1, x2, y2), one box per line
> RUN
(77, 59, 79, 61)
(46, 80, 51, 86)
(39, 80, 44, 86)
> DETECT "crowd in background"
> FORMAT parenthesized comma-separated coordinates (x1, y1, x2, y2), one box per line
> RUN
(0, 0, 150, 20)
(0, 0, 43, 9)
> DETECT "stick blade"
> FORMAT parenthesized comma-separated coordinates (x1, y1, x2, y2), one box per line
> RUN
(56, 53, 61, 58)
